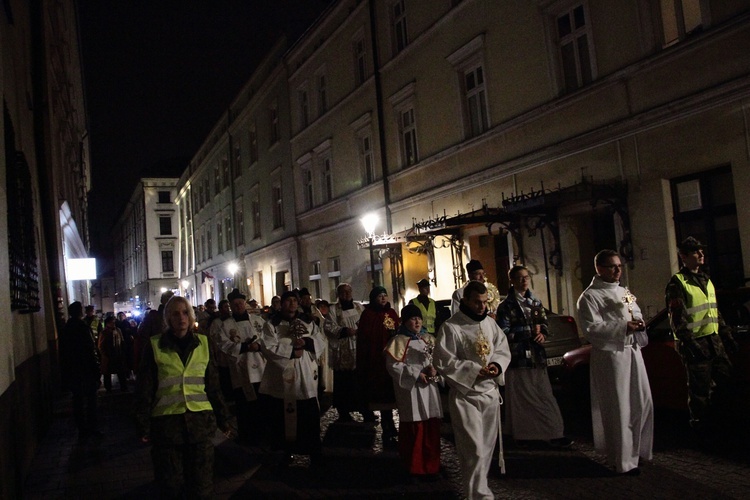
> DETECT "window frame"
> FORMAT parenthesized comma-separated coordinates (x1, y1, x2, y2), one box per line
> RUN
(391, 0, 408, 55)
(159, 215, 173, 236)
(553, 2, 597, 94)
(161, 250, 174, 273)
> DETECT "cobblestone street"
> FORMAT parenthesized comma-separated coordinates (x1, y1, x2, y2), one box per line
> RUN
(23, 385, 750, 499)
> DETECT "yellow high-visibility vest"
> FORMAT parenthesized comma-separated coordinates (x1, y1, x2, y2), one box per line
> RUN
(674, 273, 719, 339)
(410, 298, 436, 334)
(150, 334, 213, 417)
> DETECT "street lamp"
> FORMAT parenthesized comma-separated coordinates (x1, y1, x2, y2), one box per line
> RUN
(361, 213, 379, 287)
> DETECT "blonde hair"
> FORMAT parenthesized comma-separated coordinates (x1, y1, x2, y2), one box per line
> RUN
(164, 295, 195, 331)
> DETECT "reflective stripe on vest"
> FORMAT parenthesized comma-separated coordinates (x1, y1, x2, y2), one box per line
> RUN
(150, 334, 213, 416)
(410, 298, 436, 333)
(674, 273, 719, 338)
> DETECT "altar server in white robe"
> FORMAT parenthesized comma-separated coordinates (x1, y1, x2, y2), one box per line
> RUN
(385, 304, 443, 479)
(260, 291, 327, 465)
(434, 281, 511, 500)
(576, 249, 653, 476)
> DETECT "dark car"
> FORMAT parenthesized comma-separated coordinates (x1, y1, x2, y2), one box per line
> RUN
(560, 287, 750, 411)
(435, 299, 582, 379)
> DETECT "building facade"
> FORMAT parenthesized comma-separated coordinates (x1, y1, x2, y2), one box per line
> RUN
(162, 0, 749, 326)
(1, 0, 92, 496)
(113, 178, 179, 312)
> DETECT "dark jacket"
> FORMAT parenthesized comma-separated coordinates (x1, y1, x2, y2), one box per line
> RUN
(59, 317, 100, 390)
(496, 287, 548, 368)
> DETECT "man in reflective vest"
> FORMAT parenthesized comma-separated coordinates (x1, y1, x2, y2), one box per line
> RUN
(411, 278, 437, 334)
(665, 236, 736, 430)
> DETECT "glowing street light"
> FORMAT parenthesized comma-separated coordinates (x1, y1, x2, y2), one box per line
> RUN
(360, 213, 379, 287)
(227, 262, 239, 275)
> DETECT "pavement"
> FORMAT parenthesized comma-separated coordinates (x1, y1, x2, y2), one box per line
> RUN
(22, 381, 750, 499)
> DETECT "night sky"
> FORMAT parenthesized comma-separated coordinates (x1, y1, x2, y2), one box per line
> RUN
(78, 1, 332, 273)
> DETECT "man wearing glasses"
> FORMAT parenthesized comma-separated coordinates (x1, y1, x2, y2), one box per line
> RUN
(576, 249, 653, 476)
(665, 236, 735, 431)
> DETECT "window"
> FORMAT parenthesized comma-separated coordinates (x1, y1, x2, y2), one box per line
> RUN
(272, 180, 284, 229)
(299, 87, 309, 128)
(222, 156, 230, 187)
(199, 230, 205, 263)
(224, 210, 232, 250)
(671, 167, 743, 288)
(216, 219, 223, 254)
(389, 83, 418, 168)
(251, 187, 261, 239)
(328, 256, 341, 302)
(206, 226, 213, 259)
(303, 167, 314, 210)
(199, 182, 205, 209)
(249, 123, 259, 165)
(401, 108, 418, 166)
(556, 3, 595, 93)
(161, 251, 174, 273)
(214, 164, 221, 195)
(203, 177, 210, 206)
(159, 216, 172, 236)
(464, 64, 489, 136)
(309, 260, 322, 300)
(158, 191, 170, 203)
(353, 35, 367, 86)
(360, 133, 375, 185)
(235, 198, 245, 246)
(233, 146, 241, 178)
(447, 36, 490, 139)
(392, 0, 408, 55)
(317, 73, 327, 116)
(660, 0, 704, 46)
(269, 101, 279, 145)
(321, 154, 333, 203)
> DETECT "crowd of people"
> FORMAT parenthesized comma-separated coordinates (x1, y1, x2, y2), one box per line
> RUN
(57, 235, 742, 499)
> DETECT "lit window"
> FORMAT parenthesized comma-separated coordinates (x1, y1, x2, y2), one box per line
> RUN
(272, 181, 284, 229)
(401, 108, 418, 166)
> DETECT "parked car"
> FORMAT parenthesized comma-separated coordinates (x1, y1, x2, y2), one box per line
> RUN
(560, 287, 750, 411)
(434, 299, 582, 380)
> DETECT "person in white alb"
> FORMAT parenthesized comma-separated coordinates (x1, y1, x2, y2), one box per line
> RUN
(385, 304, 443, 481)
(434, 280, 511, 499)
(576, 249, 653, 476)
(213, 288, 266, 445)
(260, 291, 327, 466)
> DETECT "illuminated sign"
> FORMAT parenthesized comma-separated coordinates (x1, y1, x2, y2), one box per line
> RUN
(67, 258, 97, 280)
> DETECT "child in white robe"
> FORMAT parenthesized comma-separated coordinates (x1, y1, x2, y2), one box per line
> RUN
(385, 304, 443, 480)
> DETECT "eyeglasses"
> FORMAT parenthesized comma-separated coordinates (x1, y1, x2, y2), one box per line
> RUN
(600, 264, 623, 269)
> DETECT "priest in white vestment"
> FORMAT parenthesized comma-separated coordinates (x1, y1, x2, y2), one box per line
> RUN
(435, 281, 511, 500)
(576, 249, 653, 475)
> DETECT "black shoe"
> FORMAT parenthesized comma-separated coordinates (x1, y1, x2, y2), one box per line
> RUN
(620, 467, 640, 476)
(549, 437, 574, 449)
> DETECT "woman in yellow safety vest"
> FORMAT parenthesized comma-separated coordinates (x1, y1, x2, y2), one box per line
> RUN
(136, 295, 235, 499)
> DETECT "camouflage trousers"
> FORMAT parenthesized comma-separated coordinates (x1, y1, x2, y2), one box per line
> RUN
(679, 334, 733, 426)
(152, 439, 214, 499)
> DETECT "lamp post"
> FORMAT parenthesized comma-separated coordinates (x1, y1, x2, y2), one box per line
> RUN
(227, 262, 239, 294)
(361, 213, 379, 287)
